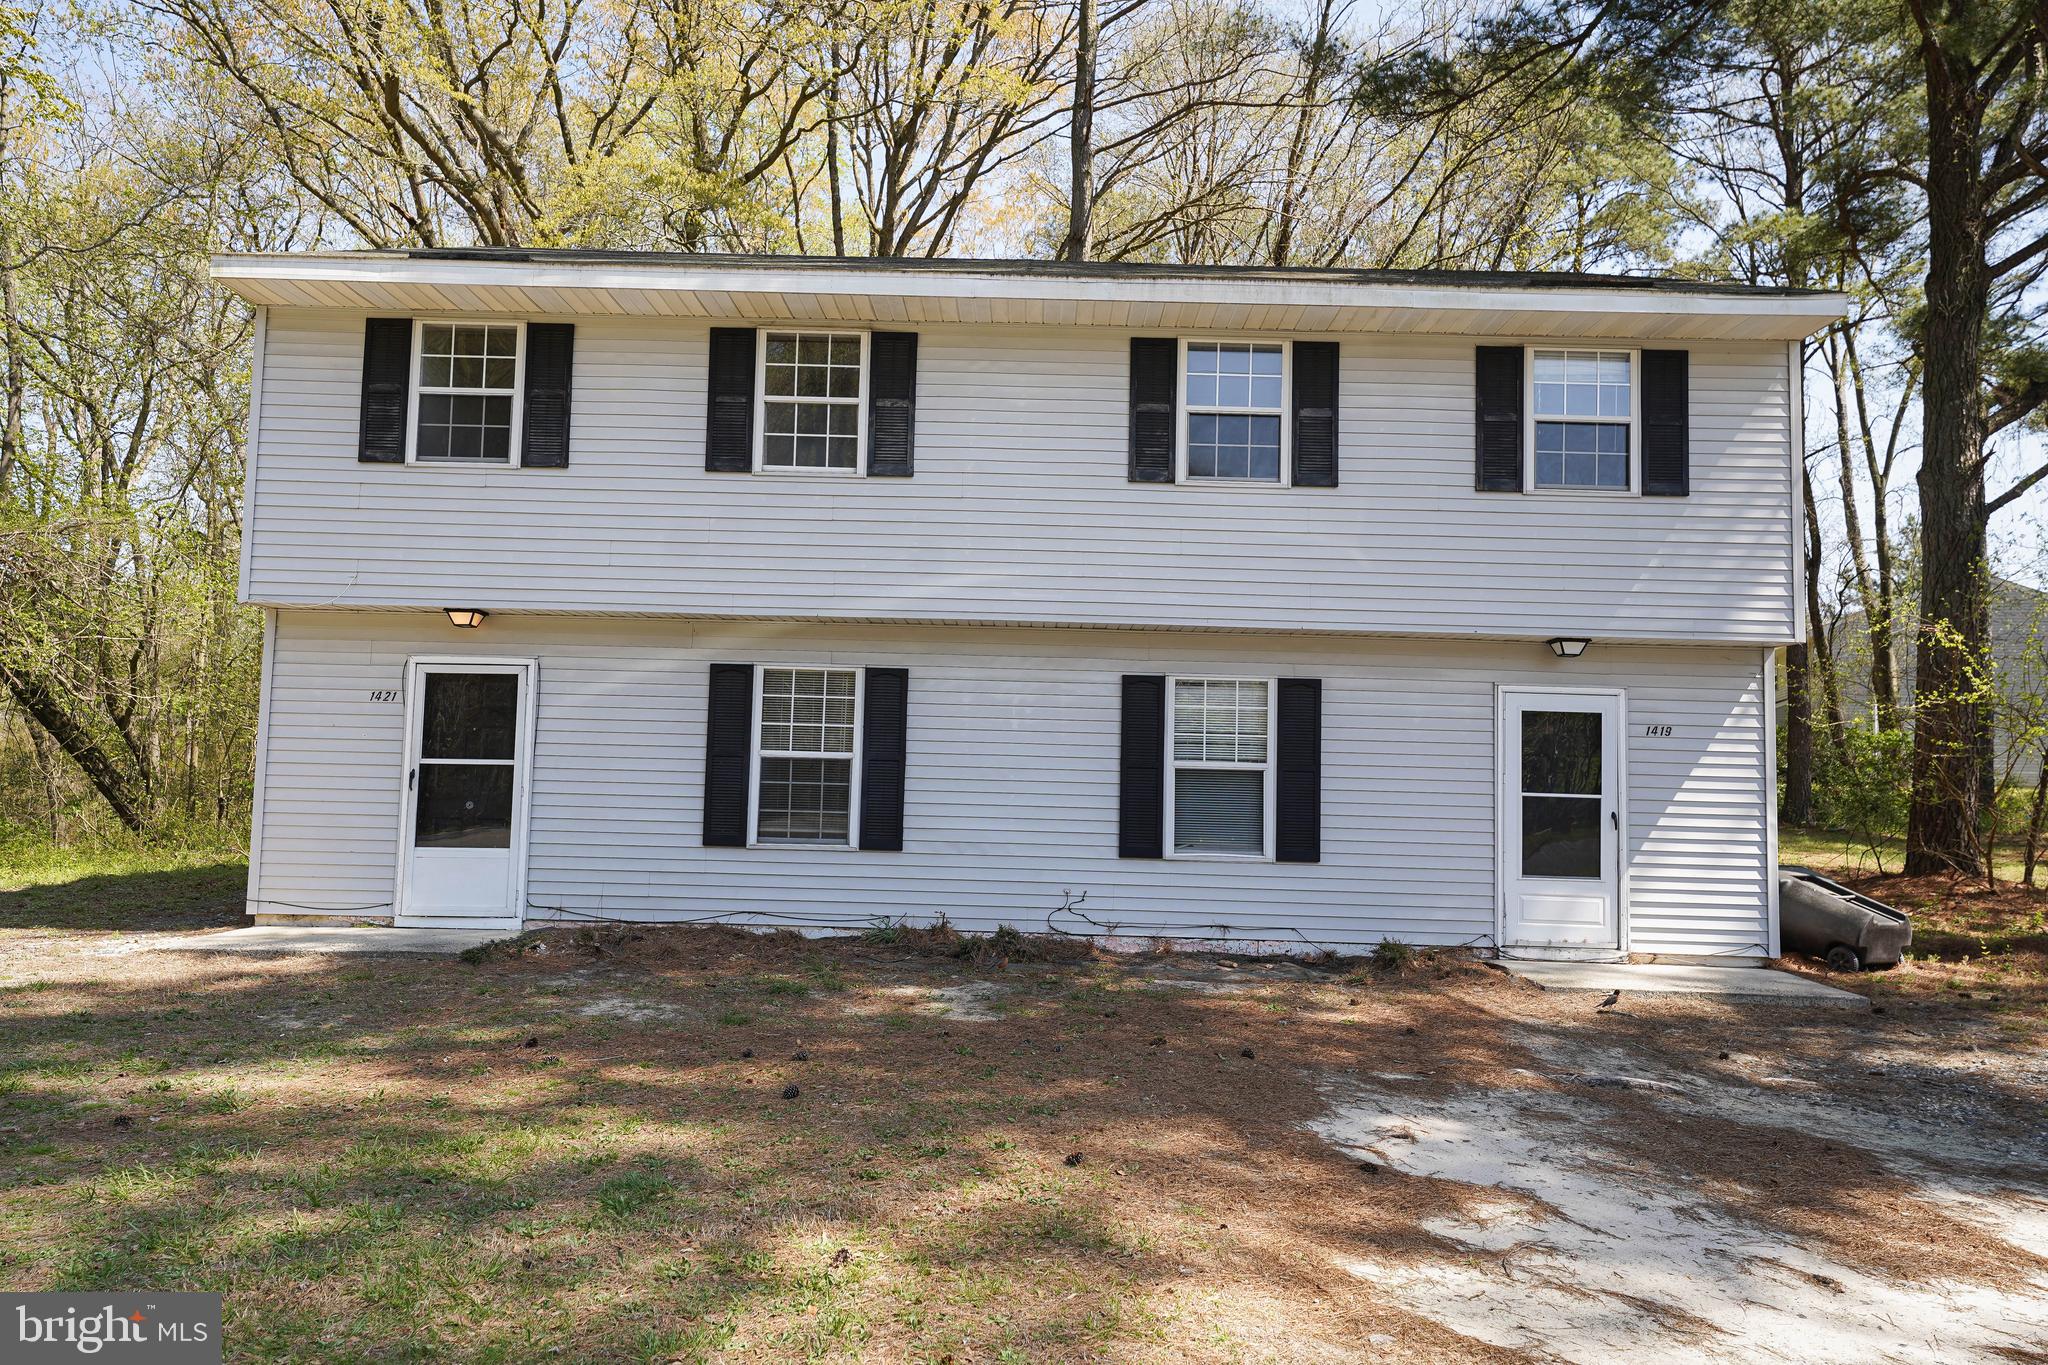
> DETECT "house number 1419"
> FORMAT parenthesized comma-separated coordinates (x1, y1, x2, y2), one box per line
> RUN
(1641, 724, 1673, 737)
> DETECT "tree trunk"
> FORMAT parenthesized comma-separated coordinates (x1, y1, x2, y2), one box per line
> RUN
(1, 663, 149, 833)
(1061, 0, 1095, 263)
(826, 43, 846, 257)
(1906, 51, 1992, 877)
(1800, 457, 1847, 746)
(1783, 644, 1814, 825)
(25, 718, 63, 842)
(1844, 329, 1902, 727)
(2025, 753, 2048, 886)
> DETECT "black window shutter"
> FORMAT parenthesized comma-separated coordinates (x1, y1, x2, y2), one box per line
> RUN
(1128, 338, 1177, 483)
(1291, 342, 1339, 487)
(868, 332, 917, 477)
(706, 327, 756, 472)
(521, 322, 575, 468)
(358, 318, 412, 463)
(1474, 345, 1523, 492)
(1119, 674, 1167, 857)
(859, 667, 910, 849)
(1275, 678, 1322, 864)
(703, 663, 754, 847)
(1641, 348, 1690, 496)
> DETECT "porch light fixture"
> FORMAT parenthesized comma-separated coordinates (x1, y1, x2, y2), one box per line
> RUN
(444, 608, 489, 629)
(1547, 637, 1590, 658)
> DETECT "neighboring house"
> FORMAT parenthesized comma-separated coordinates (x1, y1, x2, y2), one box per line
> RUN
(1833, 576, 2048, 786)
(213, 252, 1841, 961)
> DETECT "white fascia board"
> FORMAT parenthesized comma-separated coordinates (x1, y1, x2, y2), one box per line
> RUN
(211, 252, 1847, 340)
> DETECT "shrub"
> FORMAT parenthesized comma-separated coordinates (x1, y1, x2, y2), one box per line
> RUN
(1369, 938, 1414, 972)
(1808, 727, 1911, 867)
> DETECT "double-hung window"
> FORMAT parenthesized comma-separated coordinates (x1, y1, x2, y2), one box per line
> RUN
(753, 666, 860, 845)
(1182, 340, 1287, 483)
(758, 331, 867, 472)
(412, 321, 523, 464)
(1168, 677, 1273, 857)
(1528, 348, 1635, 491)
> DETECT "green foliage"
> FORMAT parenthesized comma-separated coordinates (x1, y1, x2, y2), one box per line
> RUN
(1368, 938, 1414, 972)
(0, 13, 281, 842)
(1805, 728, 1912, 870)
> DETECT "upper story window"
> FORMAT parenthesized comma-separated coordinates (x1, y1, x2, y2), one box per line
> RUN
(413, 321, 523, 464)
(1182, 340, 1287, 483)
(758, 331, 867, 473)
(754, 666, 860, 845)
(1168, 677, 1272, 858)
(1529, 348, 1634, 491)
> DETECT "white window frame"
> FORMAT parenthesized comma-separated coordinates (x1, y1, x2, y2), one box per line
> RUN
(405, 318, 527, 467)
(746, 663, 864, 849)
(753, 328, 870, 477)
(1163, 675, 1277, 862)
(1176, 337, 1291, 486)
(1523, 345, 1640, 496)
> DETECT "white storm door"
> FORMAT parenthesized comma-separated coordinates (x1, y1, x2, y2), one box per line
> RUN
(399, 662, 531, 929)
(1502, 690, 1621, 950)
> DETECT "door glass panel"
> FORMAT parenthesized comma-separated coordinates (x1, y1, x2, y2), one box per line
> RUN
(415, 764, 514, 848)
(1521, 711, 1601, 794)
(1523, 795, 1601, 878)
(421, 673, 518, 760)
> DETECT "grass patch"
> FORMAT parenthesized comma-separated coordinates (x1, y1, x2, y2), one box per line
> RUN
(594, 1165, 671, 1219)
(0, 834, 245, 936)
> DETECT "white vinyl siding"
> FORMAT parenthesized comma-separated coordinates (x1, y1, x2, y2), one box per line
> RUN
(243, 315, 1798, 645)
(249, 612, 1775, 958)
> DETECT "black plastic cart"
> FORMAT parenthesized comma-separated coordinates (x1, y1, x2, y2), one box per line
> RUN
(1777, 865, 1912, 972)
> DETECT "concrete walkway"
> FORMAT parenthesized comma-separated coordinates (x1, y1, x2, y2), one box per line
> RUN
(135, 926, 512, 956)
(1495, 960, 1868, 1009)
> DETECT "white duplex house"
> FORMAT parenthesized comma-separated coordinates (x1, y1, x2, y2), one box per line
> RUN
(213, 251, 1842, 960)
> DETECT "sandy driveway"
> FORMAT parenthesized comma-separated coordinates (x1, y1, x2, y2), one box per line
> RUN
(1313, 1024, 2048, 1362)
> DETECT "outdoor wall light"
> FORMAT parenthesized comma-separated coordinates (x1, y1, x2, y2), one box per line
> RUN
(1547, 637, 1590, 658)
(444, 608, 489, 629)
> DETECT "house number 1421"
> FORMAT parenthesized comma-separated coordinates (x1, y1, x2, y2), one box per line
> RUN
(1641, 724, 1673, 737)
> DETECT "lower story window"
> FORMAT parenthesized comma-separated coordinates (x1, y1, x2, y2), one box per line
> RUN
(755, 666, 858, 844)
(1170, 677, 1270, 855)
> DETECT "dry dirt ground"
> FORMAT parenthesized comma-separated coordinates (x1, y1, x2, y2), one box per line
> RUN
(2, 867, 2046, 1362)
